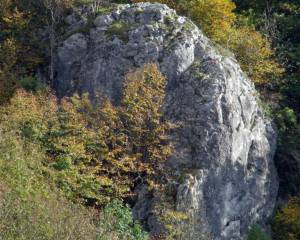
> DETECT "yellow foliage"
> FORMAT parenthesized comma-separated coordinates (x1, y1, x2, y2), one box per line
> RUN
(0, 63, 172, 206)
(152, 187, 188, 240)
(133, 0, 236, 43)
(0, 131, 102, 240)
(0, 89, 58, 134)
(122, 63, 170, 168)
(188, 0, 236, 43)
(228, 26, 284, 85)
(272, 196, 300, 240)
(132, 0, 282, 86)
(0, 39, 19, 103)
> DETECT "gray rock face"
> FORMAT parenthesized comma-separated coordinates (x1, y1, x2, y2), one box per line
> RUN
(54, 3, 278, 239)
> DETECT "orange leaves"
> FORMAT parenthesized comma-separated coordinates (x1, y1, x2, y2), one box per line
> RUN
(121, 64, 171, 167)
(0, 89, 58, 135)
(0, 63, 172, 205)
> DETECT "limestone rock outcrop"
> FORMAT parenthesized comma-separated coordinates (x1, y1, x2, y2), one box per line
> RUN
(54, 3, 278, 239)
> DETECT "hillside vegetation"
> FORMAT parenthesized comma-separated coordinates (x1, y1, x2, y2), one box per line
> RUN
(0, 0, 300, 239)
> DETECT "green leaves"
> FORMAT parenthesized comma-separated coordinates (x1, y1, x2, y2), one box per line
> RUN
(247, 225, 270, 240)
(276, 107, 297, 133)
(53, 155, 72, 171)
(272, 196, 300, 240)
(0, 129, 101, 240)
(106, 21, 131, 42)
(19, 76, 46, 92)
(98, 199, 148, 240)
(0, 63, 171, 207)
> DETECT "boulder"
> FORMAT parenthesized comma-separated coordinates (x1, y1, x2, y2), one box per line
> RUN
(54, 3, 278, 239)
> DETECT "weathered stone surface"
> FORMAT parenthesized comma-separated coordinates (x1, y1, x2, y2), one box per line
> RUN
(54, 3, 278, 239)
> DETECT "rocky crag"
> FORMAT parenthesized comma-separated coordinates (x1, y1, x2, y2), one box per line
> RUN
(54, 3, 278, 239)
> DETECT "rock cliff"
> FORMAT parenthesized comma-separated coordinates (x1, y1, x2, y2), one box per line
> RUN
(54, 3, 278, 239)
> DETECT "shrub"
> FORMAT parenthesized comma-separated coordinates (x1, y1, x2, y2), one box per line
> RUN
(106, 21, 130, 42)
(247, 225, 270, 240)
(0, 64, 170, 238)
(19, 76, 46, 92)
(0, 102, 148, 240)
(98, 200, 148, 240)
(272, 196, 300, 240)
(0, 64, 171, 206)
(0, 130, 99, 240)
(275, 107, 299, 149)
(227, 26, 284, 85)
(187, 0, 236, 43)
(153, 190, 188, 240)
(275, 107, 297, 133)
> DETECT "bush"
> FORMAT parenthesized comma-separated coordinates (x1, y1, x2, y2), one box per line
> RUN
(0, 107, 148, 240)
(247, 225, 270, 240)
(106, 21, 130, 42)
(228, 26, 284, 85)
(272, 196, 300, 240)
(0, 131, 100, 240)
(275, 107, 297, 133)
(0, 64, 171, 206)
(98, 200, 148, 240)
(275, 107, 299, 149)
(19, 76, 46, 92)
(187, 0, 236, 43)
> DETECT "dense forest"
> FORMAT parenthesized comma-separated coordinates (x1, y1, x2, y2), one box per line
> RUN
(0, 0, 299, 239)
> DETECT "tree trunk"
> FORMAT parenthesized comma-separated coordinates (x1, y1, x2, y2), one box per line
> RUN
(50, 11, 55, 87)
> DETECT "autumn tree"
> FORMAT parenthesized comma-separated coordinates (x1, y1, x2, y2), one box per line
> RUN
(187, 0, 236, 43)
(228, 26, 284, 85)
(0, 0, 28, 103)
(0, 63, 172, 205)
(121, 63, 171, 174)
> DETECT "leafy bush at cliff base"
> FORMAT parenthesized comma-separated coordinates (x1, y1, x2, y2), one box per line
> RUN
(19, 76, 47, 92)
(0, 131, 98, 239)
(247, 225, 270, 240)
(0, 124, 148, 239)
(0, 63, 171, 206)
(272, 196, 300, 240)
(0, 63, 170, 239)
(98, 200, 148, 240)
